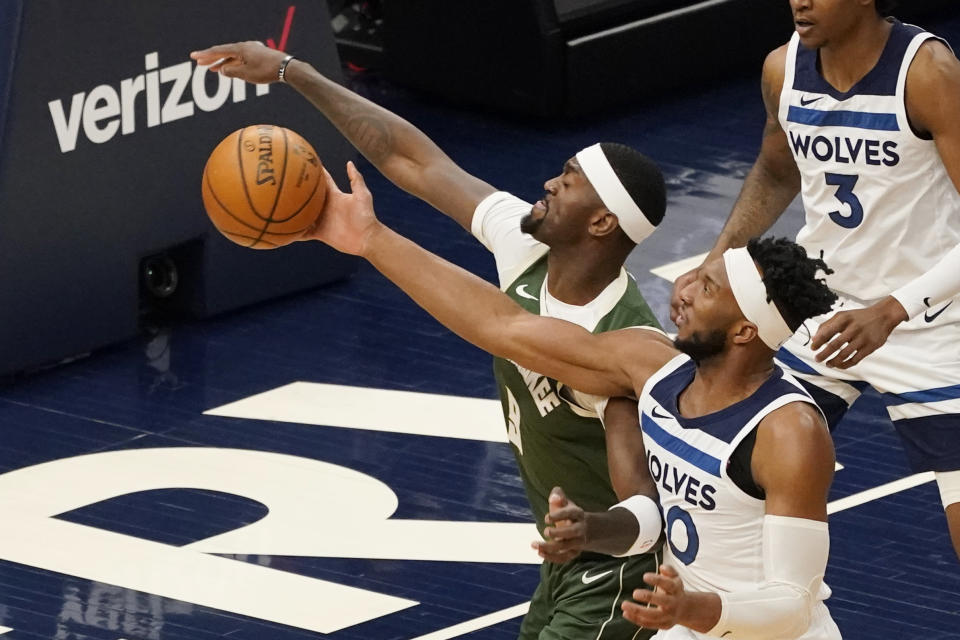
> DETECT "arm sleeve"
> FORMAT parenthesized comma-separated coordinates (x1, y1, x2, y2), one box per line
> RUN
(890, 242, 960, 319)
(706, 515, 829, 640)
(471, 191, 548, 288)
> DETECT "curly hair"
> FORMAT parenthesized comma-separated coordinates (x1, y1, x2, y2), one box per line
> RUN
(876, 0, 898, 15)
(746, 237, 837, 331)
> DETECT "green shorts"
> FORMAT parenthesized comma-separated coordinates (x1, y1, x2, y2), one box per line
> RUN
(518, 551, 660, 640)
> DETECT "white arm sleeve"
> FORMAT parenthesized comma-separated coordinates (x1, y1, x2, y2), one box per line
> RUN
(706, 515, 829, 640)
(891, 242, 960, 319)
(471, 191, 548, 287)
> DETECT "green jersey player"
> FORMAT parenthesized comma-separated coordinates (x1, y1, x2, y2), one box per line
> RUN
(191, 40, 669, 639)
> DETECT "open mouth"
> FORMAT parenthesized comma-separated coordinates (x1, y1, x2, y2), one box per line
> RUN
(533, 195, 550, 217)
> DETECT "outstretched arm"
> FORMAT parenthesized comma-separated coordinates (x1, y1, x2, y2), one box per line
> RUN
(190, 42, 494, 229)
(670, 45, 800, 324)
(309, 162, 677, 397)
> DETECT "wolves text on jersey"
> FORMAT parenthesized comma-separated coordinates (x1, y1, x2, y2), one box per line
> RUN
(789, 132, 900, 167)
(646, 450, 717, 511)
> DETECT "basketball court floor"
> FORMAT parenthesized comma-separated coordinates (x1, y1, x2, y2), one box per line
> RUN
(2, 11, 960, 640)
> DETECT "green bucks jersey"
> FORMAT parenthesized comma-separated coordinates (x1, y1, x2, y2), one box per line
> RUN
(494, 253, 661, 535)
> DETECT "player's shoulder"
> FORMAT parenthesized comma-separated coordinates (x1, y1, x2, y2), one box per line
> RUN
(904, 37, 960, 133)
(760, 42, 791, 106)
(756, 400, 832, 461)
(911, 36, 960, 82)
(763, 42, 791, 73)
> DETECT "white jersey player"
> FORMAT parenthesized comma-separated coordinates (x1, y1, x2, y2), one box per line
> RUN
(628, 354, 839, 639)
(671, 2, 960, 561)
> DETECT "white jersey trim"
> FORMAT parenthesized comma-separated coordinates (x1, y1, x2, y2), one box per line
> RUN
(895, 31, 940, 140)
(471, 191, 548, 290)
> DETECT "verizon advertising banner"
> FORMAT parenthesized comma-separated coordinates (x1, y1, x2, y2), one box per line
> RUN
(0, 1, 356, 375)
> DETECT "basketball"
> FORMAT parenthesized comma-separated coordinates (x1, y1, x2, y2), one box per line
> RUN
(201, 125, 327, 249)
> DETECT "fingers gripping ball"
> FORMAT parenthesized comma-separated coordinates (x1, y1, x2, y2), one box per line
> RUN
(202, 125, 326, 249)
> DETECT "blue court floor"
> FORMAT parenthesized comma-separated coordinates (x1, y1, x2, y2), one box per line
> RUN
(2, 11, 960, 640)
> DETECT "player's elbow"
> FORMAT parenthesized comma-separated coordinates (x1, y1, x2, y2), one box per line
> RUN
(712, 582, 816, 640)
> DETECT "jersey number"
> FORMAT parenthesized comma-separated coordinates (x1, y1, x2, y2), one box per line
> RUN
(506, 387, 523, 455)
(665, 505, 700, 565)
(826, 172, 864, 228)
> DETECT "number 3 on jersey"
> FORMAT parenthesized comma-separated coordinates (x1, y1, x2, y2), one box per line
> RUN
(506, 387, 523, 455)
(826, 172, 864, 228)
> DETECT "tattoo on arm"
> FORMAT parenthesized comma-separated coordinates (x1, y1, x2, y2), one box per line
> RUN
(344, 114, 393, 164)
(716, 60, 799, 251)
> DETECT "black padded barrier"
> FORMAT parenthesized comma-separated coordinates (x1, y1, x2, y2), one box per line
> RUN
(384, 0, 957, 118)
(0, 1, 358, 375)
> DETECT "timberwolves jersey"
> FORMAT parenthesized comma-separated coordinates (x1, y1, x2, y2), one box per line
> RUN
(638, 355, 832, 606)
(493, 253, 660, 535)
(780, 20, 960, 301)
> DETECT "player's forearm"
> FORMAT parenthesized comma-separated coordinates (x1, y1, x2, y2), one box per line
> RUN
(361, 223, 517, 354)
(285, 61, 446, 195)
(709, 160, 800, 261)
(580, 508, 642, 555)
(360, 222, 623, 395)
(891, 241, 960, 319)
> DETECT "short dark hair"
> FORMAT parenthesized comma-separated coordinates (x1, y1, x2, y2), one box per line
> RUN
(746, 237, 837, 331)
(876, 0, 897, 15)
(599, 142, 666, 228)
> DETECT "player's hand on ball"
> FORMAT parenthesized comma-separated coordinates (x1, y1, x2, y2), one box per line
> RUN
(300, 162, 381, 256)
(191, 41, 287, 84)
(532, 487, 587, 563)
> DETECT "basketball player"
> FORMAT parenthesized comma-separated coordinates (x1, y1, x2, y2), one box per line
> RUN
(303, 161, 843, 638)
(191, 41, 668, 639)
(670, 0, 960, 559)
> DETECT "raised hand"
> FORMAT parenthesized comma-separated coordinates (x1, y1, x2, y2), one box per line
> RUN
(300, 162, 382, 256)
(190, 41, 288, 84)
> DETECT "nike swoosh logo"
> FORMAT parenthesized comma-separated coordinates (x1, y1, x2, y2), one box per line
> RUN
(581, 569, 613, 585)
(515, 284, 539, 301)
(923, 297, 953, 323)
(651, 406, 672, 420)
(800, 95, 823, 107)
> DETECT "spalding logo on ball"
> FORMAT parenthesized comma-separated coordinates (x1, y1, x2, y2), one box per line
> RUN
(202, 125, 327, 249)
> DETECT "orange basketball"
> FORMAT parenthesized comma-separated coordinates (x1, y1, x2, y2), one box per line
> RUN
(201, 125, 327, 249)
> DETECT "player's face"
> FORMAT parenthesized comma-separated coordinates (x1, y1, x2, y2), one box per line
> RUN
(790, 0, 868, 49)
(521, 158, 604, 245)
(672, 258, 742, 361)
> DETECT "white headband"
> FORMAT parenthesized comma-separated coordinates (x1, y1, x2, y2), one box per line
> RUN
(575, 143, 656, 244)
(723, 247, 794, 350)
